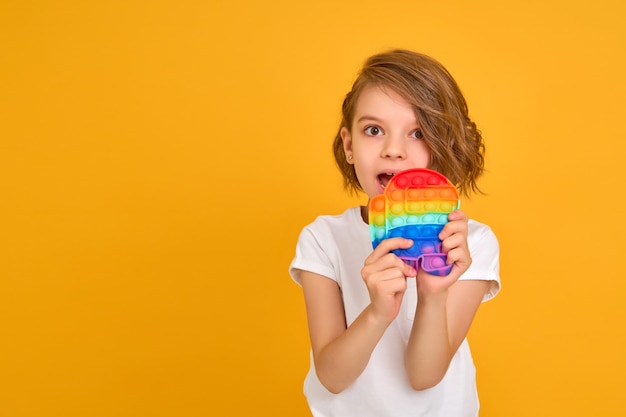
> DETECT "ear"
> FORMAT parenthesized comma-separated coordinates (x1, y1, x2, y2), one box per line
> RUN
(340, 127, 354, 164)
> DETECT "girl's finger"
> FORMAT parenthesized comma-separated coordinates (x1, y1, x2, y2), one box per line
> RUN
(441, 233, 465, 253)
(363, 253, 417, 277)
(365, 238, 414, 265)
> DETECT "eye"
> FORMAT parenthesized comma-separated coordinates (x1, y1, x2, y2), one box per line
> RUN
(364, 125, 383, 136)
(411, 128, 424, 139)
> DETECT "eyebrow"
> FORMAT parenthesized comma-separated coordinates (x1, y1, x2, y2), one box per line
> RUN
(356, 115, 383, 123)
(356, 115, 421, 129)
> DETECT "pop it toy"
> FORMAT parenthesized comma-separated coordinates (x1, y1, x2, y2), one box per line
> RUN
(369, 168, 460, 276)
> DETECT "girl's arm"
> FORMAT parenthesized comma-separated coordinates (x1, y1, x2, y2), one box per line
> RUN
(404, 210, 489, 390)
(405, 279, 489, 390)
(300, 238, 416, 394)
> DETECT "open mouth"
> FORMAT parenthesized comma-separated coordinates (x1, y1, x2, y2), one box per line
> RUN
(377, 173, 395, 190)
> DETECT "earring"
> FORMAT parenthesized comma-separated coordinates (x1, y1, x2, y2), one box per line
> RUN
(348, 154, 353, 161)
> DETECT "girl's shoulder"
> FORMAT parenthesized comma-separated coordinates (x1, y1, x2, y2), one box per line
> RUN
(467, 219, 499, 246)
(305, 206, 363, 231)
(297, 207, 369, 251)
(468, 218, 496, 235)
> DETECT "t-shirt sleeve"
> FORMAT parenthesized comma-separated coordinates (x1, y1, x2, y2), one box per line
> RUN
(289, 225, 337, 286)
(460, 222, 501, 302)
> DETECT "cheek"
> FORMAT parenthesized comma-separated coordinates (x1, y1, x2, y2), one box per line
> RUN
(352, 163, 367, 183)
(352, 162, 376, 193)
(413, 143, 431, 167)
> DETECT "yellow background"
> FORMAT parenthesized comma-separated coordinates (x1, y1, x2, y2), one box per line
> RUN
(1, 0, 625, 416)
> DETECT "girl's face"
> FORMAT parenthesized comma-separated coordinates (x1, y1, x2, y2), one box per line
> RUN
(341, 85, 431, 200)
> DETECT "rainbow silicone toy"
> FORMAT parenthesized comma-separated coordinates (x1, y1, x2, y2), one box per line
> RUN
(369, 168, 460, 276)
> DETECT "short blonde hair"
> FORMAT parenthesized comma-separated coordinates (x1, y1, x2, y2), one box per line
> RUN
(333, 49, 485, 197)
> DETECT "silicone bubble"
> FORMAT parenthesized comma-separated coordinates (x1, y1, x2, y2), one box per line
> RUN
(369, 168, 460, 276)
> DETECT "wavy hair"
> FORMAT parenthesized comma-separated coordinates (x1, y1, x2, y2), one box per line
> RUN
(333, 49, 485, 198)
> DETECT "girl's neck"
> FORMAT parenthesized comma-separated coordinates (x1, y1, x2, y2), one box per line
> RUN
(360, 205, 369, 224)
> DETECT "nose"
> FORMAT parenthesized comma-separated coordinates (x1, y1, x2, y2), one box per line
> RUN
(381, 136, 406, 160)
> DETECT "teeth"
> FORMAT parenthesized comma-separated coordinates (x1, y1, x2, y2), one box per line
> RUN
(378, 173, 395, 189)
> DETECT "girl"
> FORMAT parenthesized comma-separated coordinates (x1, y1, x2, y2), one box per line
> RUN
(289, 49, 500, 417)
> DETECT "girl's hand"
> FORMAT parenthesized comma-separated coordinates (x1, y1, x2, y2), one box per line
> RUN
(361, 238, 417, 324)
(416, 210, 472, 296)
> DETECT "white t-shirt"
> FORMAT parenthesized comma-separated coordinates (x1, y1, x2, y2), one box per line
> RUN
(289, 207, 500, 417)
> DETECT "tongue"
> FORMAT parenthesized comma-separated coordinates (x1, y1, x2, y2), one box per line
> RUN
(379, 174, 393, 189)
